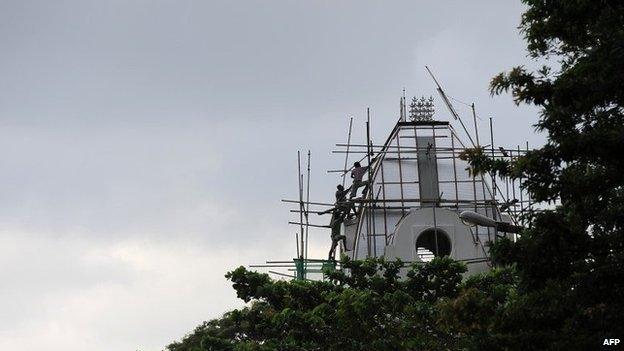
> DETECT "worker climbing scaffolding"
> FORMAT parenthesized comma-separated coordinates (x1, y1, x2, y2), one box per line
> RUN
(335, 184, 357, 217)
(349, 161, 369, 198)
(349, 155, 378, 198)
(318, 206, 347, 260)
(319, 156, 378, 260)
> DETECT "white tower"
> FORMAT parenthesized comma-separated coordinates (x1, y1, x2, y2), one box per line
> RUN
(342, 108, 513, 275)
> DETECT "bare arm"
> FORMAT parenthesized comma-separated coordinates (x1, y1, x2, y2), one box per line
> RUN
(318, 207, 337, 215)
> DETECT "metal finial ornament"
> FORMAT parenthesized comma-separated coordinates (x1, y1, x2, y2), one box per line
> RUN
(408, 96, 435, 121)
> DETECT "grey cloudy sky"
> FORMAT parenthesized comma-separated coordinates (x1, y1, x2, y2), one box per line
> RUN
(0, 1, 543, 350)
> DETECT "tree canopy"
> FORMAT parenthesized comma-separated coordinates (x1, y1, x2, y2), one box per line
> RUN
(460, 0, 624, 348)
(167, 258, 518, 351)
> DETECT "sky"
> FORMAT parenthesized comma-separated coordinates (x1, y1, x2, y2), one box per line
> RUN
(0, 1, 543, 350)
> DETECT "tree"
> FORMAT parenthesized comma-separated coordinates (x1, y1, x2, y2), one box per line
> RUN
(455, 0, 624, 349)
(166, 257, 486, 351)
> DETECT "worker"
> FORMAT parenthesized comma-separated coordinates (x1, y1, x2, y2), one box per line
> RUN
(318, 207, 347, 260)
(335, 184, 357, 217)
(335, 184, 349, 202)
(349, 161, 370, 198)
(498, 146, 509, 157)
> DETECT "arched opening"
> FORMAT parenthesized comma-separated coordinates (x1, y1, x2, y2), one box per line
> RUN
(416, 228, 451, 262)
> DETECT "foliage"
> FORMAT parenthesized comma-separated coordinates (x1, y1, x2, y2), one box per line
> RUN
(167, 259, 522, 351)
(458, 0, 624, 348)
(167, 257, 484, 351)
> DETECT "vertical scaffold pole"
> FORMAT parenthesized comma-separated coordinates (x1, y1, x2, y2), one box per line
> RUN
(305, 150, 311, 262)
(297, 151, 304, 264)
(450, 131, 460, 210)
(472, 104, 491, 240)
(469, 107, 479, 218)
(510, 149, 517, 219)
(489, 118, 496, 198)
(517, 145, 524, 224)
(380, 158, 389, 245)
(295, 232, 300, 258)
(489, 117, 498, 222)
(342, 118, 354, 187)
(367, 108, 377, 257)
(471, 103, 481, 147)
(431, 126, 440, 256)
(396, 125, 406, 217)
(526, 141, 531, 211)
(365, 109, 372, 256)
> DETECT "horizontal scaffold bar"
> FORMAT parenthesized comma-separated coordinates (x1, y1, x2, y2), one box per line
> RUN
(334, 143, 530, 154)
(268, 270, 295, 278)
(267, 259, 336, 263)
(288, 221, 330, 228)
(281, 199, 334, 206)
(351, 198, 497, 204)
(290, 209, 327, 214)
(361, 204, 500, 211)
(377, 179, 487, 185)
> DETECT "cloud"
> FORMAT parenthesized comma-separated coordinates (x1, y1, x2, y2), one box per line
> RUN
(0, 229, 292, 351)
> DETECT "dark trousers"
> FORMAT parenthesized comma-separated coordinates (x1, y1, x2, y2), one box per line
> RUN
(328, 235, 347, 260)
(349, 180, 369, 198)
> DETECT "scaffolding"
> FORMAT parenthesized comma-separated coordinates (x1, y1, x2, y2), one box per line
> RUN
(334, 120, 531, 260)
(255, 81, 533, 279)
